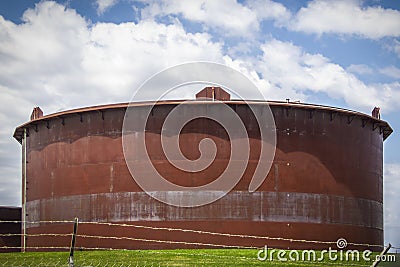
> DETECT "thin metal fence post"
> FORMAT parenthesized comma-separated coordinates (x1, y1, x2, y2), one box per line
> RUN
(371, 243, 391, 267)
(68, 217, 79, 267)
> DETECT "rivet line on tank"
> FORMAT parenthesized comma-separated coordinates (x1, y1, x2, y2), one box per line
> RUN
(309, 109, 314, 119)
(362, 119, 368, 128)
(285, 106, 290, 117)
(347, 115, 355, 124)
(330, 112, 337, 121)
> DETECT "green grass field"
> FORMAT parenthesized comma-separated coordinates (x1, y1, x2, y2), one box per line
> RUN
(0, 249, 398, 267)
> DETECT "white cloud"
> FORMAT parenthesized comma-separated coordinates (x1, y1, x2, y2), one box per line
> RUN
(223, 56, 306, 101)
(384, 163, 400, 226)
(0, 165, 21, 207)
(290, 0, 400, 39)
(380, 66, 400, 79)
(0, 1, 225, 109)
(96, 0, 118, 15)
(0, 1, 90, 112)
(82, 20, 224, 99)
(347, 64, 400, 81)
(393, 40, 400, 57)
(136, 0, 293, 37)
(384, 163, 400, 247)
(254, 39, 400, 112)
(347, 64, 373, 76)
(138, 0, 260, 37)
(383, 39, 400, 59)
(246, 0, 291, 27)
(136, 0, 400, 40)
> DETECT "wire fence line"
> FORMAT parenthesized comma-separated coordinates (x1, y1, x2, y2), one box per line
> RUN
(0, 220, 384, 249)
(0, 220, 394, 267)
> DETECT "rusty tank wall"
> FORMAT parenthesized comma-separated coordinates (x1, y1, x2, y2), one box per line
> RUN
(14, 101, 391, 251)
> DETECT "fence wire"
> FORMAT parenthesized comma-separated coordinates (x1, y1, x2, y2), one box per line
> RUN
(0, 220, 384, 248)
(0, 220, 396, 267)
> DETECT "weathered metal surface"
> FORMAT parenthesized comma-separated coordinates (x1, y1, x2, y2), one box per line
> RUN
(13, 99, 391, 251)
(26, 191, 382, 228)
(0, 206, 21, 252)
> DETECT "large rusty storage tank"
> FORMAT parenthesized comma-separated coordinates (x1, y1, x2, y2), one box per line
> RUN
(13, 87, 392, 251)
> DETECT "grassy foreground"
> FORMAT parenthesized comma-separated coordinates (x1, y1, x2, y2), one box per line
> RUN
(0, 249, 398, 267)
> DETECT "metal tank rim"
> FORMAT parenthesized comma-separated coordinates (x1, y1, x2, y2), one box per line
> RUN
(13, 100, 393, 143)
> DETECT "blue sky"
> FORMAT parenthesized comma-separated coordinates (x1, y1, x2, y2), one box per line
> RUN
(0, 0, 399, 250)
